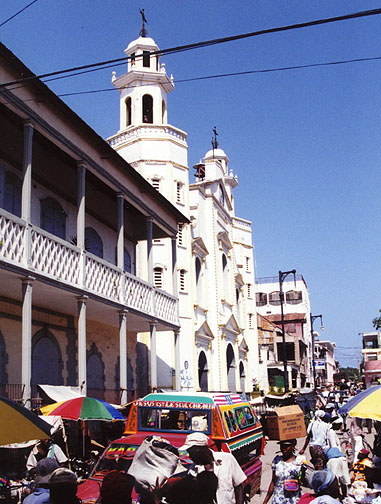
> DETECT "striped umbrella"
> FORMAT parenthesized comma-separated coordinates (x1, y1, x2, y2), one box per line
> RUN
(339, 385, 381, 421)
(0, 397, 52, 445)
(41, 396, 125, 421)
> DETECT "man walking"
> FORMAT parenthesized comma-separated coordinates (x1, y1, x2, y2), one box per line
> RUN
(180, 432, 246, 504)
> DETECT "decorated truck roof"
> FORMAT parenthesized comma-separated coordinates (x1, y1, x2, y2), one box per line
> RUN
(124, 391, 263, 451)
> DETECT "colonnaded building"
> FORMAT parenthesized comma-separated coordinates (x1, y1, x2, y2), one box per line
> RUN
(0, 28, 260, 405)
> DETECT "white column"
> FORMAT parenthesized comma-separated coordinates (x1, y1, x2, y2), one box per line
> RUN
(150, 323, 157, 391)
(22, 122, 33, 222)
(77, 296, 88, 395)
(22, 122, 33, 268)
(119, 310, 128, 404)
(21, 276, 34, 408)
(146, 217, 153, 284)
(171, 236, 178, 297)
(117, 194, 124, 270)
(174, 331, 181, 391)
(77, 162, 86, 288)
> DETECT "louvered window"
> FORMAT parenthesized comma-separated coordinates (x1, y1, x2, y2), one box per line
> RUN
(177, 223, 183, 246)
(247, 284, 252, 299)
(152, 178, 160, 191)
(179, 269, 186, 292)
(154, 267, 163, 289)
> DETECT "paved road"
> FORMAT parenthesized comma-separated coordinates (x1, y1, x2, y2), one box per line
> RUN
(250, 431, 376, 504)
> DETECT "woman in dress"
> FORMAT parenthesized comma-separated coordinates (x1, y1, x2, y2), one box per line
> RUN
(262, 439, 305, 504)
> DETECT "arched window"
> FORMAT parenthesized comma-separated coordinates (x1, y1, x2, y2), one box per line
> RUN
(222, 253, 229, 300)
(124, 249, 132, 273)
(85, 227, 103, 258)
(154, 266, 163, 289)
(198, 351, 208, 392)
(162, 100, 167, 124)
(226, 343, 236, 393)
(40, 198, 66, 239)
(87, 350, 105, 400)
(32, 329, 63, 386)
(3, 172, 21, 217)
(126, 97, 132, 126)
(195, 257, 202, 303)
(142, 94, 153, 123)
(239, 361, 245, 393)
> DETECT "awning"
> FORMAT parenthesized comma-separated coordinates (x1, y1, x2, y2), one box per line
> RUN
(38, 384, 83, 402)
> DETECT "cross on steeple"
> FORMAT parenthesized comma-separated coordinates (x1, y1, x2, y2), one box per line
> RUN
(139, 9, 148, 37)
(211, 126, 219, 150)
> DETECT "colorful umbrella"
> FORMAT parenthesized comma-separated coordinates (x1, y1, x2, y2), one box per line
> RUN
(0, 396, 52, 446)
(339, 385, 381, 421)
(41, 396, 125, 421)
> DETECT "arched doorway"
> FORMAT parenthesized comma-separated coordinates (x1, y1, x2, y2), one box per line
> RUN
(87, 344, 105, 400)
(198, 351, 208, 392)
(226, 343, 236, 393)
(32, 329, 63, 387)
(239, 361, 245, 393)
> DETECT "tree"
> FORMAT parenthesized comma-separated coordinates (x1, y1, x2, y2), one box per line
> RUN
(372, 309, 381, 330)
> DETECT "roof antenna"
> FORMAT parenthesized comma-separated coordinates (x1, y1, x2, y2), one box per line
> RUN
(139, 8, 148, 37)
(211, 126, 218, 158)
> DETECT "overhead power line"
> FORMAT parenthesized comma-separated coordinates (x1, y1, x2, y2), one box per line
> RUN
(1, 8, 381, 88)
(0, 0, 40, 28)
(54, 55, 381, 98)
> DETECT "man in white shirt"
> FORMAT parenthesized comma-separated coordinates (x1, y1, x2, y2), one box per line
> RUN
(27, 438, 68, 476)
(300, 410, 330, 470)
(180, 432, 246, 504)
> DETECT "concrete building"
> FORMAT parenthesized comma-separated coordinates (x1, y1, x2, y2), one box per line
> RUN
(255, 275, 313, 388)
(107, 32, 259, 394)
(314, 339, 337, 386)
(0, 42, 186, 406)
(361, 331, 381, 387)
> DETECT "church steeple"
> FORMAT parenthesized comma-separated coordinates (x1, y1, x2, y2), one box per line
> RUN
(111, 33, 174, 131)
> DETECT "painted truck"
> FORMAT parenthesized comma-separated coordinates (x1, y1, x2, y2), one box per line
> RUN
(77, 392, 264, 503)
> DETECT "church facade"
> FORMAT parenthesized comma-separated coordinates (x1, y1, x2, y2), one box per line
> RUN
(107, 32, 260, 395)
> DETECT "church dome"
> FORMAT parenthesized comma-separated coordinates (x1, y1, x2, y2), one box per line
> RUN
(126, 36, 159, 52)
(204, 148, 229, 162)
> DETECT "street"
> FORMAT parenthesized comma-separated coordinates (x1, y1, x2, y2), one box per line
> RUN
(250, 432, 376, 504)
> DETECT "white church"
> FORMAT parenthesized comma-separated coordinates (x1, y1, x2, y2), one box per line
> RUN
(107, 29, 260, 395)
(0, 26, 260, 406)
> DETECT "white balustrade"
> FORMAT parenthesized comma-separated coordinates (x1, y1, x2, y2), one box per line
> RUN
(108, 124, 187, 148)
(0, 210, 178, 326)
(85, 254, 122, 300)
(0, 210, 25, 265)
(31, 228, 80, 285)
(155, 289, 178, 325)
(124, 274, 153, 314)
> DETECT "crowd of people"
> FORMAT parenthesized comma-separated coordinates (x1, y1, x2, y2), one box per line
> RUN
(5, 382, 381, 504)
(262, 383, 381, 504)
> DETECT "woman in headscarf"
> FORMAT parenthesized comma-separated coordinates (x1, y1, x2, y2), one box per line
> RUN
(298, 469, 342, 504)
(262, 439, 305, 504)
(300, 410, 330, 470)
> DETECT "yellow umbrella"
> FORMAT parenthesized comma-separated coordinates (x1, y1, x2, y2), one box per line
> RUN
(339, 385, 381, 421)
(0, 397, 52, 445)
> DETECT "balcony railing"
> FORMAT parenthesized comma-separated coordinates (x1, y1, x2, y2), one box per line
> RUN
(0, 209, 179, 326)
(107, 124, 187, 148)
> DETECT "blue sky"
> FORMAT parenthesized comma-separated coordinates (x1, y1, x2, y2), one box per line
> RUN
(2, 1, 381, 367)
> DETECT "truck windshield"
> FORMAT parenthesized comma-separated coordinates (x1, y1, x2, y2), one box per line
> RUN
(91, 443, 138, 480)
(139, 408, 210, 433)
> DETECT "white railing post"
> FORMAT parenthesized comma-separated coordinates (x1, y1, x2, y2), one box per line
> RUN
(119, 309, 128, 404)
(22, 121, 33, 268)
(77, 162, 86, 288)
(77, 296, 88, 396)
(21, 276, 34, 408)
